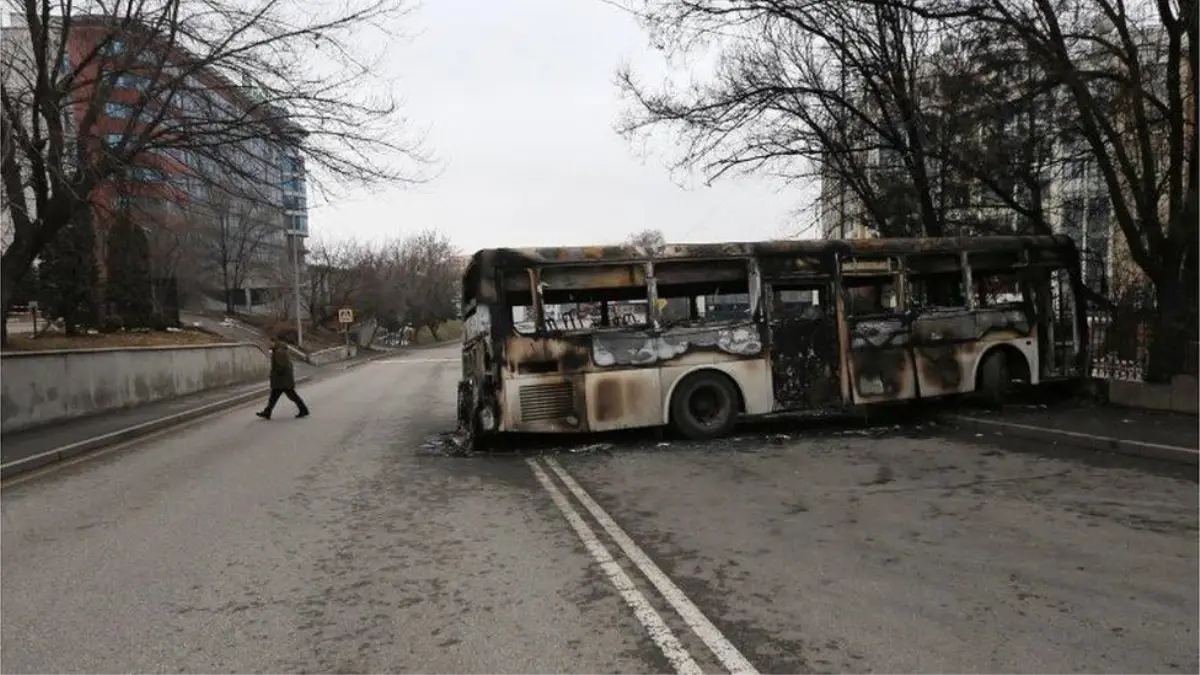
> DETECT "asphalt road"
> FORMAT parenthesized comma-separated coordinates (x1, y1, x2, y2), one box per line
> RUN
(3, 343, 1197, 674)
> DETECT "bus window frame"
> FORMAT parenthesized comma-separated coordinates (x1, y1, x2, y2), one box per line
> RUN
(502, 262, 656, 337)
(652, 257, 757, 327)
(840, 255, 905, 318)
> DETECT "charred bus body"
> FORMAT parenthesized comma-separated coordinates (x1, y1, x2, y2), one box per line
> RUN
(458, 236, 1087, 442)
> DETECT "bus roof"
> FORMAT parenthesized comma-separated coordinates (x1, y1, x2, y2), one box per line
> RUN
(466, 235, 1076, 271)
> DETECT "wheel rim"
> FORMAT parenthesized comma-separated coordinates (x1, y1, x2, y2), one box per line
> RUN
(688, 384, 729, 427)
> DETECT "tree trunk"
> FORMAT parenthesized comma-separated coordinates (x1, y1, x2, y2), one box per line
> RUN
(1145, 277, 1191, 383)
(0, 290, 8, 348)
(428, 322, 440, 341)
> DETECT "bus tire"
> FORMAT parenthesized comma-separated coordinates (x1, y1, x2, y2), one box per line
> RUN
(977, 350, 1013, 407)
(670, 371, 739, 440)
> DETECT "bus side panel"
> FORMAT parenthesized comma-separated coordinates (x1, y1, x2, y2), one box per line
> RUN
(585, 369, 664, 432)
(909, 308, 1039, 397)
(964, 335, 1041, 389)
(845, 316, 919, 403)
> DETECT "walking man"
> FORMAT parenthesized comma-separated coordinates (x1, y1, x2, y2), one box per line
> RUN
(257, 336, 310, 420)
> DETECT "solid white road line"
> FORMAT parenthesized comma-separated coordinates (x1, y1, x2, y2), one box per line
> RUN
(543, 457, 760, 675)
(954, 414, 1198, 455)
(526, 458, 704, 675)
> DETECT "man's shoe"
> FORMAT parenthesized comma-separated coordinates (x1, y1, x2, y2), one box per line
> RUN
(256, 411, 271, 420)
(296, 411, 310, 419)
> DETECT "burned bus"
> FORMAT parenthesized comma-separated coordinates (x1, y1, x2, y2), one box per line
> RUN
(457, 236, 1087, 441)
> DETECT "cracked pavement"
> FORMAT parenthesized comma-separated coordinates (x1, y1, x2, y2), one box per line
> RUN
(2, 343, 1196, 673)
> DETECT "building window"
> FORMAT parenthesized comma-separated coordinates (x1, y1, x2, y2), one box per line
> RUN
(1060, 197, 1085, 240)
(114, 74, 152, 92)
(103, 39, 125, 55)
(129, 166, 164, 182)
(287, 214, 308, 235)
(281, 155, 303, 174)
(105, 133, 123, 148)
(283, 194, 305, 211)
(106, 102, 134, 119)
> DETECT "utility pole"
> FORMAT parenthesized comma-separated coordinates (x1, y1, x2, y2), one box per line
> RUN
(292, 233, 303, 347)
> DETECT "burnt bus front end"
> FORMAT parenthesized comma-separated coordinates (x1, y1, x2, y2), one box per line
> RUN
(458, 303, 499, 438)
(458, 304, 601, 440)
(457, 255, 503, 441)
(459, 251, 775, 440)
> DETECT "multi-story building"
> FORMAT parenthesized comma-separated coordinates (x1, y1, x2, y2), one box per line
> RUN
(1, 12, 309, 318)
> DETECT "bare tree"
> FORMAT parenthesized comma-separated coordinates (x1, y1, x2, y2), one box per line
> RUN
(394, 229, 460, 340)
(303, 230, 460, 340)
(616, 1, 956, 237)
(0, 0, 431, 343)
(925, 0, 1197, 380)
(626, 228, 667, 247)
(619, 0, 1196, 380)
(196, 189, 277, 314)
(303, 235, 372, 328)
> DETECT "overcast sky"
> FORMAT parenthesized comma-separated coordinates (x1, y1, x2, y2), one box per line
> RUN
(310, 0, 818, 251)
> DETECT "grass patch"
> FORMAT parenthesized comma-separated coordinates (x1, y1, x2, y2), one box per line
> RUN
(302, 328, 349, 352)
(3, 330, 229, 352)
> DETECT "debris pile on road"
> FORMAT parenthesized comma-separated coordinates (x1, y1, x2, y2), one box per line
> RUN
(418, 431, 473, 457)
(569, 443, 614, 454)
(414, 416, 944, 460)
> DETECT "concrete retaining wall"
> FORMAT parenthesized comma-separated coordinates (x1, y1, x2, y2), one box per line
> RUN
(307, 344, 358, 367)
(0, 343, 269, 434)
(1102, 375, 1198, 415)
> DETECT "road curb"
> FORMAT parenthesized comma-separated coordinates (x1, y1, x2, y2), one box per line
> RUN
(0, 376, 313, 480)
(950, 414, 1199, 466)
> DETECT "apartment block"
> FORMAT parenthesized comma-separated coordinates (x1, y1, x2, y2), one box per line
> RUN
(1, 12, 310, 317)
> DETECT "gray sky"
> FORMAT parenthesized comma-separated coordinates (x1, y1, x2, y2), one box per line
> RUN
(311, 0, 818, 251)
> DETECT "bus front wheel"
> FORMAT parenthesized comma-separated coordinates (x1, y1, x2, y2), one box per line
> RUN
(670, 371, 739, 440)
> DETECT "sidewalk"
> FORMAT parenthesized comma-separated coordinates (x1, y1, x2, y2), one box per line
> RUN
(0, 379, 272, 468)
(950, 402, 1198, 465)
(0, 340, 398, 477)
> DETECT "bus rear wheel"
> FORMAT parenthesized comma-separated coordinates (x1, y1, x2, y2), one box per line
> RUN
(977, 350, 1014, 408)
(670, 371, 739, 440)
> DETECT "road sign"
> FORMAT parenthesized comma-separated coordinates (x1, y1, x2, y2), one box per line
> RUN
(338, 308, 354, 324)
